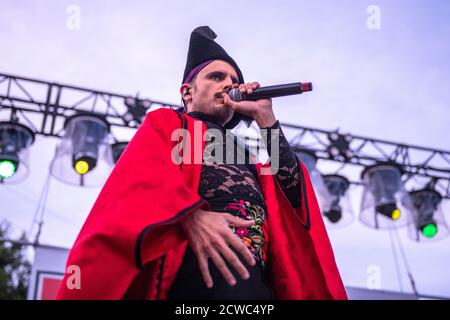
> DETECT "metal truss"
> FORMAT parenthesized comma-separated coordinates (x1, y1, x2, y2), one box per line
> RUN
(283, 123, 450, 198)
(0, 72, 179, 138)
(1, 72, 449, 198)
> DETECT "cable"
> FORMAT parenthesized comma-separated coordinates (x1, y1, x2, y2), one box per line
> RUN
(28, 171, 52, 245)
(387, 223, 404, 292)
(391, 224, 419, 297)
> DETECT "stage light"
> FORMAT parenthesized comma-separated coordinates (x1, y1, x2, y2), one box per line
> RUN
(360, 163, 413, 229)
(392, 208, 401, 220)
(293, 148, 332, 213)
(422, 224, 437, 238)
(74, 158, 90, 175)
(407, 189, 449, 242)
(50, 114, 114, 187)
(322, 174, 354, 227)
(0, 122, 35, 183)
(0, 159, 17, 179)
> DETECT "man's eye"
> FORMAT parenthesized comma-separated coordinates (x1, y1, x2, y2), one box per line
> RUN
(211, 74, 222, 80)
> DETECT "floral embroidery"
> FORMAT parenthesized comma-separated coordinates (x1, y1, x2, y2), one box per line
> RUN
(225, 199, 266, 267)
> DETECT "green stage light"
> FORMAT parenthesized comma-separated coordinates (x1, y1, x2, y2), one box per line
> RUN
(0, 122, 35, 183)
(409, 189, 445, 241)
(422, 223, 438, 238)
(0, 159, 17, 179)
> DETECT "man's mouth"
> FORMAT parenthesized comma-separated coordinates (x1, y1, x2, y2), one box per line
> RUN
(214, 92, 224, 99)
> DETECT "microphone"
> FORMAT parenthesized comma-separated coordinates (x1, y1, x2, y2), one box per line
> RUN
(227, 82, 313, 102)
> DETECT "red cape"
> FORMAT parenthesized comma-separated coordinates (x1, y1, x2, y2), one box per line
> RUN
(56, 108, 347, 300)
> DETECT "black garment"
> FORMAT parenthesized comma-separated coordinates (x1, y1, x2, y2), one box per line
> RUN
(191, 111, 301, 210)
(168, 111, 300, 300)
(168, 246, 272, 300)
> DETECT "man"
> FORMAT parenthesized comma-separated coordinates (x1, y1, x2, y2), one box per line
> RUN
(56, 26, 347, 300)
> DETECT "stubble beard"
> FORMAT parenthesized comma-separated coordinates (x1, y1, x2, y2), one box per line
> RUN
(203, 93, 234, 125)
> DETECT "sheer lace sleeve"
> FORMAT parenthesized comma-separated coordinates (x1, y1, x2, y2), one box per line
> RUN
(261, 120, 301, 208)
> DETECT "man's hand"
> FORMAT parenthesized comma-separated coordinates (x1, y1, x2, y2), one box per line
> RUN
(180, 208, 257, 288)
(222, 81, 277, 128)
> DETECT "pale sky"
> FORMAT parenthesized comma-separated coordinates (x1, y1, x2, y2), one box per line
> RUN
(1, 0, 449, 298)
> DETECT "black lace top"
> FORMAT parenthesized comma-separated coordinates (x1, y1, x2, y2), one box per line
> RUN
(188, 111, 301, 209)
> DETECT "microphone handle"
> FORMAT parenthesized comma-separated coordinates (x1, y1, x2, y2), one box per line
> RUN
(236, 82, 312, 101)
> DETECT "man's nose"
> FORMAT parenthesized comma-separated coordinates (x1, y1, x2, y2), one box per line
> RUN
(223, 77, 236, 92)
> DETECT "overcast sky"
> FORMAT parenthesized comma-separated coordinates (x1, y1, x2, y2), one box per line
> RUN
(1, 0, 449, 298)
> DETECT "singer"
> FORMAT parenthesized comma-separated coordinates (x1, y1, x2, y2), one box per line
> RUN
(56, 26, 347, 300)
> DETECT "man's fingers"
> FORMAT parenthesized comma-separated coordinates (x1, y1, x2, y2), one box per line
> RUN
(196, 250, 214, 288)
(224, 213, 255, 227)
(217, 241, 251, 280)
(207, 247, 237, 286)
(251, 81, 260, 90)
(226, 232, 256, 267)
(245, 82, 259, 95)
(234, 81, 259, 95)
(222, 92, 238, 110)
(246, 83, 253, 95)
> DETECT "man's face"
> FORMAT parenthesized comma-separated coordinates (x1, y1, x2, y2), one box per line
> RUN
(183, 60, 239, 126)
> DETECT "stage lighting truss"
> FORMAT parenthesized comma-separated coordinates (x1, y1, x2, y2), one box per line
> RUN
(0, 72, 177, 137)
(283, 124, 450, 200)
(123, 96, 152, 126)
(1, 72, 449, 225)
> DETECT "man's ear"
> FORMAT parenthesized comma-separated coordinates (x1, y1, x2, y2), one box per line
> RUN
(180, 83, 192, 100)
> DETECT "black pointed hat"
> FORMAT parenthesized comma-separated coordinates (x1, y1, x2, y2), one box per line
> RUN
(182, 26, 253, 129)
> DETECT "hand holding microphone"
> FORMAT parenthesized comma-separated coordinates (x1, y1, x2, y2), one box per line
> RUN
(222, 81, 313, 128)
